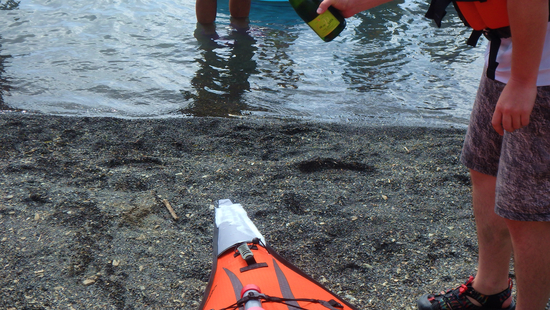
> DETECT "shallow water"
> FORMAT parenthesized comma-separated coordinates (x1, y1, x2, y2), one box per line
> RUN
(0, 0, 486, 127)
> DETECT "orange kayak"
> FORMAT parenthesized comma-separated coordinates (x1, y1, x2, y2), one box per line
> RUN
(198, 199, 360, 310)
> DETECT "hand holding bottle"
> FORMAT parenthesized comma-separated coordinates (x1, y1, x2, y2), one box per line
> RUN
(289, 0, 347, 41)
(316, 0, 395, 18)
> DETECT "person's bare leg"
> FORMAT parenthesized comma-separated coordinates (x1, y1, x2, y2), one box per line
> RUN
(229, 0, 251, 19)
(230, 16, 250, 31)
(196, 0, 217, 24)
(469, 169, 513, 307)
(506, 219, 550, 310)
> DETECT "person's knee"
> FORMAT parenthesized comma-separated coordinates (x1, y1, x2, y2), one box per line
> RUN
(506, 219, 550, 243)
(470, 169, 496, 189)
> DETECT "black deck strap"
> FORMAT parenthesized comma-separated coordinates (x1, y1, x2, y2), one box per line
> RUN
(265, 296, 343, 310)
(240, 262, 268, 273)
(328, 299, 344, 308)
(220, 293, 345, 310)
(486, 35, 502, 80)
(319, 300, 343, 310)
(425, 0, 453, 27)
(245, 256, 257, 266)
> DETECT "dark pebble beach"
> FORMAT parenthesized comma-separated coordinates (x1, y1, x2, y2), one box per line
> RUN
(0, 113, 489, 309)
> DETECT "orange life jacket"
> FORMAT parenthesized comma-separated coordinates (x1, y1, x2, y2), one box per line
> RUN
(425, 0, 514, 79)
(426, 0, 511, 38)
(454, 0, 509, 32)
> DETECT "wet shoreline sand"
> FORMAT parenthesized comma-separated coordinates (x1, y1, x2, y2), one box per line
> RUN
(0, 114, 480, 309)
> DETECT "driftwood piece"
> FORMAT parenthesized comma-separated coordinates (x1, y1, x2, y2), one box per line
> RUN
(162, 199, 179, 220)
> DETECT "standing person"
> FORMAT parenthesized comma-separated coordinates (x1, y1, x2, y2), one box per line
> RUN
(318, 0, 550, 309)
(196, 0, 252, 24)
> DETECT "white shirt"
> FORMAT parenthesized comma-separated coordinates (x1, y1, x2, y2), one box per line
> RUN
(490, 22, 550, 86)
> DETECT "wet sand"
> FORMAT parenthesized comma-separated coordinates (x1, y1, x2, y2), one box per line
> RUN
(0, 114, 482, 309)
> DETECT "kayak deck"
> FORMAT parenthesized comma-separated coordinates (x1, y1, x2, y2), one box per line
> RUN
(198, 200, 359, 310)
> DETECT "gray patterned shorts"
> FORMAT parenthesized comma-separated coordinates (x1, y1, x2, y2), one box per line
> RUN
(461, 73, 550, 221)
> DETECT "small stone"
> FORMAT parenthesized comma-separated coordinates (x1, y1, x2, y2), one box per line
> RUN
(83, 279, 96, 286)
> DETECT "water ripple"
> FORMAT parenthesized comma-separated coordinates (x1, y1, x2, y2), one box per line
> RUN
(0, 0, 484, 126)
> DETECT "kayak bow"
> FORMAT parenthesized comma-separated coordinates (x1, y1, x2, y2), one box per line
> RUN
(198, 199, 360, 310)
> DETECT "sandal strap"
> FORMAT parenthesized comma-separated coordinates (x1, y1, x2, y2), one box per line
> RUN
(465, 277, 513, 308)
(428, 276, 513, 310)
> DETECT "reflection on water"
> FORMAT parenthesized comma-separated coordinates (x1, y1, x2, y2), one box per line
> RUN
(183, 20, 259, 117)
(0, 0, 18, 10)
(0, 40, 10, 110)
(0, 0, 18, 110)
(184, 11, 303, 118)
(0, 0, 485, 127)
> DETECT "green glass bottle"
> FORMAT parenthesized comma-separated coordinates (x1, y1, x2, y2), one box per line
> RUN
(289, 0, 346, 42)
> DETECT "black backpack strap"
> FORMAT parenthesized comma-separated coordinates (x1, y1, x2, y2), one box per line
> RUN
(486, 35, 502, 80)
(467, 30, 483, 47)
(425, 0, 453, 27)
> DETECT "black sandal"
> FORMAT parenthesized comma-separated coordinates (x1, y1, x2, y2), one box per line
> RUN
(417, 276, 515, 310)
